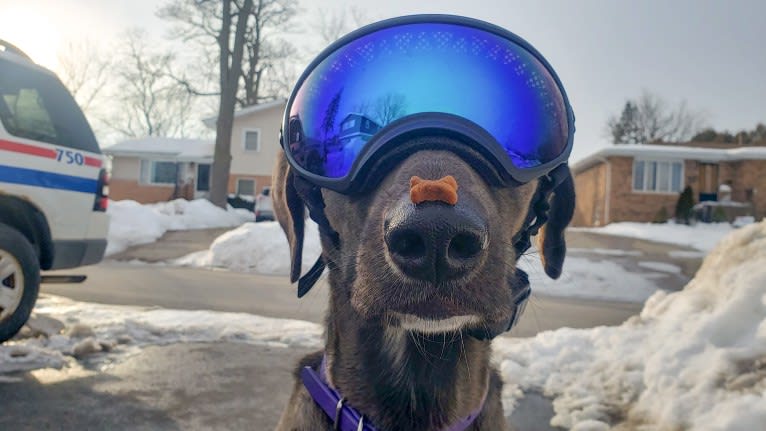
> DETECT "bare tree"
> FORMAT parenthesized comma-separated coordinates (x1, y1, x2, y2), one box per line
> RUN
(607, 90, 707, 145)
(57, 40, 111, 114)
(239, 0, 298, 106)
(373, 93, 407, 126)
(312, 5, 369, 45)
(103, 30, 196, 139)
(160, 0, 255, 208)
(160, 0, 300, 207)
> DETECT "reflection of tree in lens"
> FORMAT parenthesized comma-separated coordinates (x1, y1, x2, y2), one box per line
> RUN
(374, 93, 407, 126)
(321, 89, 343, 143)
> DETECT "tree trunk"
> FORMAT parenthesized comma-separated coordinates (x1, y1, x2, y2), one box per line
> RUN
(208, 0, 254, 208)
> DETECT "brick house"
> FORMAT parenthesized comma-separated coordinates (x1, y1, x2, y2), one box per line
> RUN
(203, 99, 285, 197)
(106, 137, 213, 204)
(571, 143, 766, 227)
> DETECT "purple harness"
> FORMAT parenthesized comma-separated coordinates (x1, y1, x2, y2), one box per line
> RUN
(301, 355, 487, 431)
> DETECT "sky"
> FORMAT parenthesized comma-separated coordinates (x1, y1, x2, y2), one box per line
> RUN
(1, 0, 764, 161)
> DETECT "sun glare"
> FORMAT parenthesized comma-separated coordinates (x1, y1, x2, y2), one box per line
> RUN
(0, 5, 61, 70)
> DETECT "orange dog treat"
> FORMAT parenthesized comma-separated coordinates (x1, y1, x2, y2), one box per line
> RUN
(410, 175, 459, 205)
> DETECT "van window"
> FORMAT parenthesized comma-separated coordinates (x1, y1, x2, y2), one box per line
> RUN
(0, 57, 100, 153)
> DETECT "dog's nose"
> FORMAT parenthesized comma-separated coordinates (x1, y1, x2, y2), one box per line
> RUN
(384, 203, 488, 282)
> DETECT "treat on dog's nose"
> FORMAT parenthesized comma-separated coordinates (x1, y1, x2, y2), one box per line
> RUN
(410, 175, 459, 205)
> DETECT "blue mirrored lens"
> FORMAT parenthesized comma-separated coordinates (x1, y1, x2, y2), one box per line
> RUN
(287, 22, 569, 178)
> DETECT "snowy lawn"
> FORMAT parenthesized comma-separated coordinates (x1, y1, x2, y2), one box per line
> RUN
(3, 222, 764, 429)
(518, 255, 663, 303)
(178, 220, 665, 302)
(106, 199, 253, 256)
(573, 221, 734, 252)
(174, 220, 322, 275)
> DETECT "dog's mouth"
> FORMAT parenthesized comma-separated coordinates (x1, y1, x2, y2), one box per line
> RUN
(387, 311, 482, 334)
(384, 296, 489, 334)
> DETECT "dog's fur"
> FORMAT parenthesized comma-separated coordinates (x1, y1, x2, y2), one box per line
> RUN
(274, 136, 575, 430)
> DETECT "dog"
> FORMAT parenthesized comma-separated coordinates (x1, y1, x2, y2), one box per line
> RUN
(273, 134, 575, 430)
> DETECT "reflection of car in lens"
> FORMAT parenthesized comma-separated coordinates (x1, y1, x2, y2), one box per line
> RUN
(254, 187, 274, 222)
(0, 41, 108, 342)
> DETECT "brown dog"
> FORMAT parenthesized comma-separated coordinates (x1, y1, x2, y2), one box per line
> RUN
(273, 135, 574, 430)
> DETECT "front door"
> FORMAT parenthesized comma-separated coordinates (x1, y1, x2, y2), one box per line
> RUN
(698, 163, 719, 201)
(195, 163, 211, 198)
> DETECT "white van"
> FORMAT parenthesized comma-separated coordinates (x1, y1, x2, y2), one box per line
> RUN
(0, 41, 108, 342)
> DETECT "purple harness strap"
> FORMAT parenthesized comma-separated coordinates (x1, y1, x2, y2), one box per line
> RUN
(301, 355, 487, 431)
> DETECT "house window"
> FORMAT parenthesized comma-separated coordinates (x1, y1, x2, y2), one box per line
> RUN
(342, 118, 356, 131)
(236, 178, 255, 196)
(633, 160, 684, 193)
(243, 129, 260, 151)
(140, 160, 177, 185)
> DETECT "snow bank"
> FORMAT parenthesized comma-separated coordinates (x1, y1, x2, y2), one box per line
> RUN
(1, 295, 322, 375)
(175, 220, 322, 276)
(496, 220, 766, 429)
(106, 199, 253, 255)
(573, 222, 733, 251)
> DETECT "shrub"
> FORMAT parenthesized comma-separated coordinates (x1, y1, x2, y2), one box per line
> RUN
(712, 206, 728, 223)
(675, 186, 695, 225)
(653, 206, 670, 224)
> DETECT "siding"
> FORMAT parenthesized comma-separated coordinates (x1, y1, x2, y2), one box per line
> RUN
(229, 103, 285, 182)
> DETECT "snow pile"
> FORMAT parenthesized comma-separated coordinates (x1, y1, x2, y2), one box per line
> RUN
(106, 199, 253, 255)
(518, 255, 662, 302)
(175, 220, 322, 276)
(496, 220, 766, 429)
(1, 295, 322, 375)
(574, 222, 733, 251)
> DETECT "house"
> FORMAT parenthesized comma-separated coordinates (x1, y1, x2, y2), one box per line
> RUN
(571, 143, 766, 226)
(338, 113, 381, 145)
(105, 137, 214, 204)
(203, 99, 285, 197)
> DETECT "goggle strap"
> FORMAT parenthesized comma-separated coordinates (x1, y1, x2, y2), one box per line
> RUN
(293, 174, 340, 298)
(298, 256, 326, 298)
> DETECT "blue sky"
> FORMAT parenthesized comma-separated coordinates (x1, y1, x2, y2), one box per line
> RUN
(1, 0, 764, 161)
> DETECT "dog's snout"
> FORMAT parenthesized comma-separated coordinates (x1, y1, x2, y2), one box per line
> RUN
(385, 203, 488, 282)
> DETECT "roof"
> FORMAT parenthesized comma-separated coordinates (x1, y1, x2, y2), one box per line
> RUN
(572, 144, 766, 174)
(103, 137, 214, 162)
(202, 99, 286, 128)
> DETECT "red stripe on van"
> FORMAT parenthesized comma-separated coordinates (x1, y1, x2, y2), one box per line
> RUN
(84, 156, 102, 167)
(0, 139, 57, 159)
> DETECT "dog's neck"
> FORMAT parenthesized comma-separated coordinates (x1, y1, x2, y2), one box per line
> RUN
(323, 290, 491, 430)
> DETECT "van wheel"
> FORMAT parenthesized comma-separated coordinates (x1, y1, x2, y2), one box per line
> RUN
(0, 224, 40, 343)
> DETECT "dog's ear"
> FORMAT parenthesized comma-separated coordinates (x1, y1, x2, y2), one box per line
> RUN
(272, 150, 306, 283)
(536, 166, 575, 279)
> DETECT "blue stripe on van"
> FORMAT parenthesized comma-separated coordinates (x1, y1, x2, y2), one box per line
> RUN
(0, 164, 98, 194)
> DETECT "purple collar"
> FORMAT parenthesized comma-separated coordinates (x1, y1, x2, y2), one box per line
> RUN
(301, 355, 487, 431)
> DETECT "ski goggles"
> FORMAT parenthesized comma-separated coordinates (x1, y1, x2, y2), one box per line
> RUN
(282, 14, 575, 192)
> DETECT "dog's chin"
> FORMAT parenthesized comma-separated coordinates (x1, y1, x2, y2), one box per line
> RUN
(388, 312, 481, 334)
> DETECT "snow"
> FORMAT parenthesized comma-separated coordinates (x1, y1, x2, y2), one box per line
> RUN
(573, 221, 733, 251)
(175, 220, 322, 275)
(104, 137, 213, 161)
(518, 255, 662, 302)
(106, 199, 253, 256)
(0, 295, 322, 374)
(496, 220, 766, 430)
(637, 261, 682, 274)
